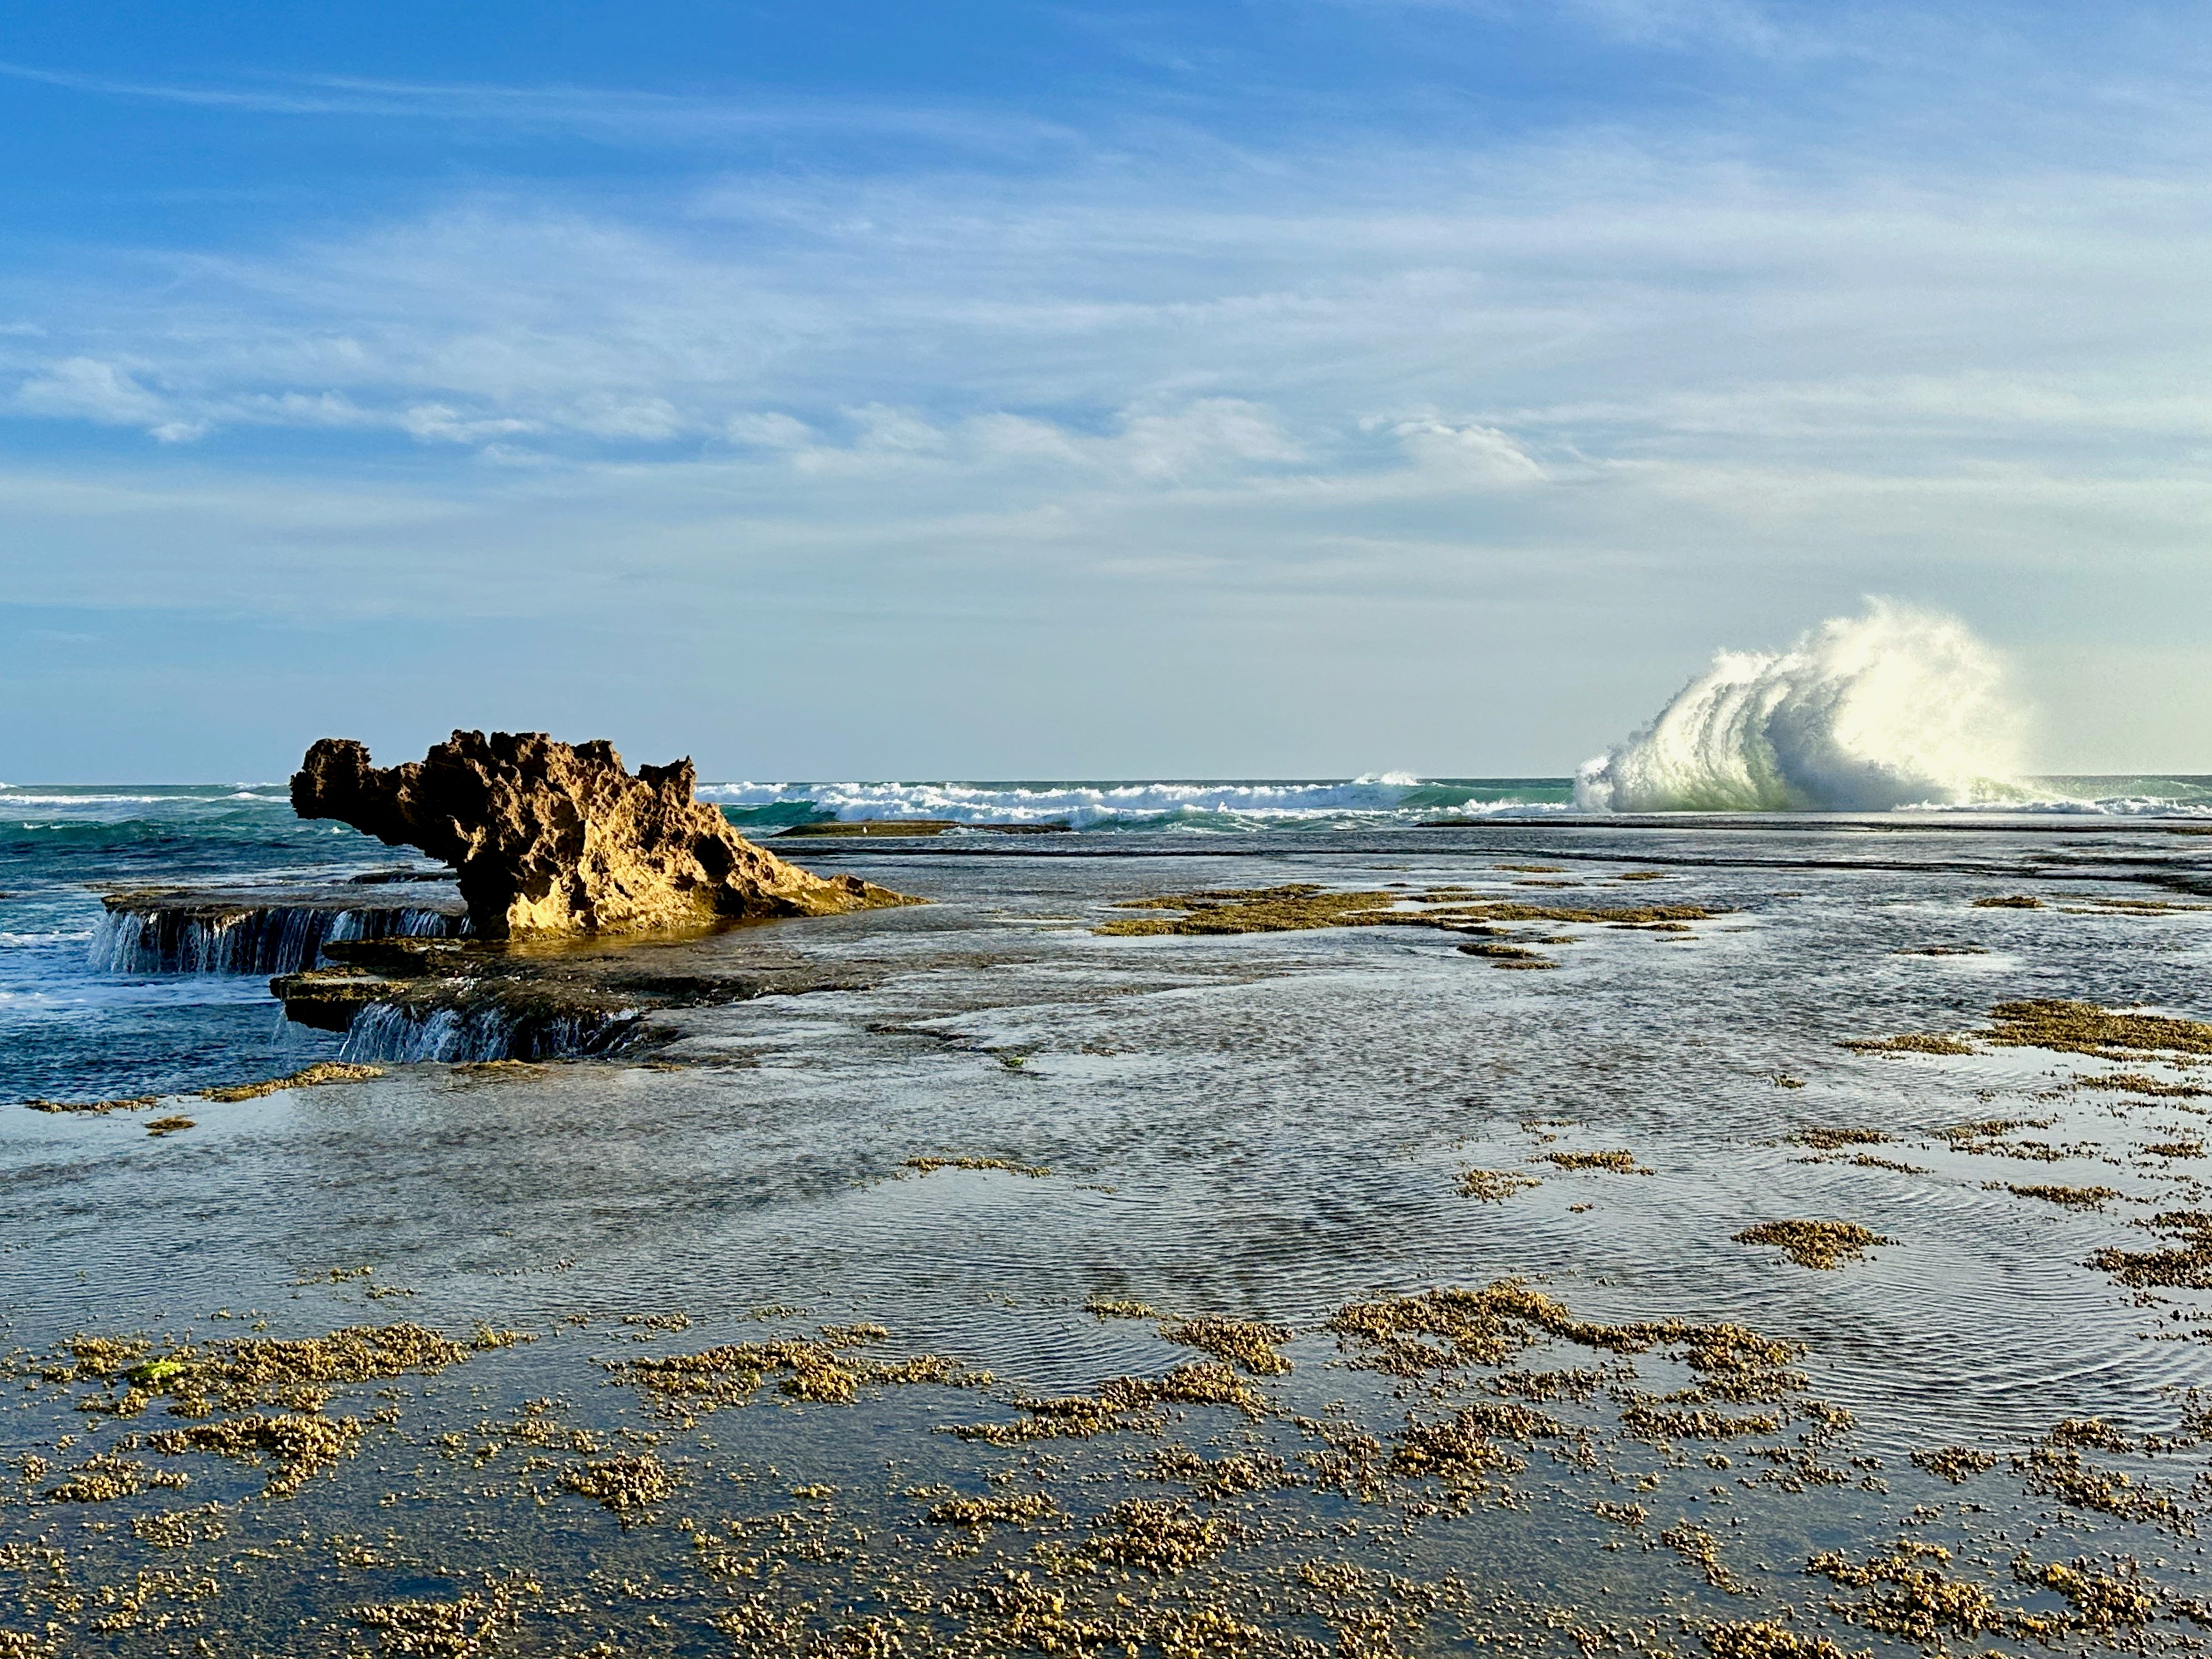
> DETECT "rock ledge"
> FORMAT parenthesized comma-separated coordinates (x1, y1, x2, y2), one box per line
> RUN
(293, 731, 915, 938)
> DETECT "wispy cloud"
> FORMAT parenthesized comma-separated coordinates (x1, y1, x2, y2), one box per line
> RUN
(3, 4, 2208, 772)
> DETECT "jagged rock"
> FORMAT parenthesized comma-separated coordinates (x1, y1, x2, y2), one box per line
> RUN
(292, 731, 915, 939)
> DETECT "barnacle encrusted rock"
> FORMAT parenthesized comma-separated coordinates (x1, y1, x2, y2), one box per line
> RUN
(292, 731, 915, 938)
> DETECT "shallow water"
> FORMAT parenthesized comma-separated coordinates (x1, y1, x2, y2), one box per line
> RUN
(3, 806, 2212, 1655)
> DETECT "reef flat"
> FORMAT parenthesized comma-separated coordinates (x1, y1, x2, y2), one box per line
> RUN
(5, 814, 2212, 1655)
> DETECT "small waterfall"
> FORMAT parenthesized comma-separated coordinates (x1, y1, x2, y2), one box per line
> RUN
(338, 1000, 643, 1064)
(90, 903, 469, 976)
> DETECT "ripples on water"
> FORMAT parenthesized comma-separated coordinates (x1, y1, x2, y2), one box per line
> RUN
(2, 793, 2211, 1653)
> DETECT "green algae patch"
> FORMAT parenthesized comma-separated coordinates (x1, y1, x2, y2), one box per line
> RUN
(1972, 895, 2045, 910)
(1732, 1221, 1890, 1270)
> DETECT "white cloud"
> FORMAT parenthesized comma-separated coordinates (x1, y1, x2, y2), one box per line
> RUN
(727, 411, 816, 448)
(3, 29, 2210, 771)
(1391, 420, 1545, 483)
(17, 357, 171, 428)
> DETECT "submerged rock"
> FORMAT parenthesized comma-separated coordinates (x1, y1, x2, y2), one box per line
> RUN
(292, 731, 915, 939)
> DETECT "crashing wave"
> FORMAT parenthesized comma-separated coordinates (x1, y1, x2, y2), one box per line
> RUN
(1575, 603, 2026, 813)
(700, 774, 1572, 831)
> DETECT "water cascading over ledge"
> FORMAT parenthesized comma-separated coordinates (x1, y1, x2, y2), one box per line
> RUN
(337, 1000, 645, 1065)
(90, 882, 471, 976)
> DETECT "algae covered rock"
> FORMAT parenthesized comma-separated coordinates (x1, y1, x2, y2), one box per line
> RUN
(292, 731, 914, 939)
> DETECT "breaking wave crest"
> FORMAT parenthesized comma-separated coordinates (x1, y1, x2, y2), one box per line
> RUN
(699, 774, 1573, 832)
(1575, 603, 2027, 813)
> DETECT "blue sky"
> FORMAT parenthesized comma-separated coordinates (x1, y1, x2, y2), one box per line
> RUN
(2, 1, 2206, 780)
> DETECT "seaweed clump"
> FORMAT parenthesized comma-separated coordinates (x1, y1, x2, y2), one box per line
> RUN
(1096, 886, 1398, 936)
(1986, 1000, 2212, 1059)
(144, 1413, 368, 1498)
(905, 1155, 1050, 1178)
(1084, 1297, 1157, 1320)
(1157, 1316, 1293, 1376)
(2078, 1072, 2211, 1099)
(41, 1452, 189, 1504)
(199, 1062, 384, 1103)
(1793, 1127, 1889, 1151)
(1840, 1034, 1976, 1056)
(2015, 1557, 2157, 1631)
(1701, 1621, 1850, 1659)
(1808, 1541, 2005, 1643)
(561, 1451, 680, 1525)
(926, 1491, 1059, 1529)
(948, 1361, 1269, 1445)
(1328, 1280, 1802, 1384)
(1910, 1445, 1997, 1484)
(2088, 1210, 2212, 1290)
(1997, 1183, 2122, 1208)
(1458, 1167, 1542, 1202)
(1390, 1401, 1571, 1489)
(1095, 883, 1721, 939)
(2013, 1422, 2187, 1529)
(1089, 1498, 1223, 1575)
(1457, 941, 1558, 969)
(354, 1578, 536, 1658)
(1732, 1221, 1891, 1271)
(611, 1328, 989, 1421)
(1544, 1149, 1651, 1174)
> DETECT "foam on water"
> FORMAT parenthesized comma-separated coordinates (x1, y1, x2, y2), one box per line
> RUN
(702, 774, 1573, 831)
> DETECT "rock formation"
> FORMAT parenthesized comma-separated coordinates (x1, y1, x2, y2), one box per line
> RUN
(292, 731, 914, 938)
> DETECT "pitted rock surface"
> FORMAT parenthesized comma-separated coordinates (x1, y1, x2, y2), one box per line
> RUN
(292, 731, 915, 938)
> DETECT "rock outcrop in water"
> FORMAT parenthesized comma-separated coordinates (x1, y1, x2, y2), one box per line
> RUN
(292, 731, 914, 939)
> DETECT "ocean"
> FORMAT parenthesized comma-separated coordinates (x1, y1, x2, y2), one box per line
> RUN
(3, 776, 2211, 1655)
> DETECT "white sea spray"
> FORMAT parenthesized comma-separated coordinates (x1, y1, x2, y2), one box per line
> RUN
(1574, 602, 2028, 812)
